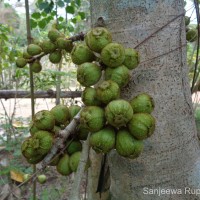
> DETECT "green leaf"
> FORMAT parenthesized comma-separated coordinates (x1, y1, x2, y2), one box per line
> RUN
(67, 23, 74, 32)
(78, 12, 85, 20)
(66, 5, 75, 14)
(41, 11, 47, 17)
(38, 2, 49, 10)
(31, 12, 41, 19)
(75, 0, 81, 6)
(30, 19, 37, 29)
(58, 16, 64, 22)
(38, 19, 47, 29)
(57, 0, 65, 7)
(71, 18, 77, 24)
(64, 0, 71, 3)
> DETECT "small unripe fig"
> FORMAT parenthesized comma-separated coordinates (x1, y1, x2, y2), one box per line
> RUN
(128, 113, 156, 140)
(96, 80, 120, 104)
(41, 40, 57, 53)
(69, 151, 81, 172)
(105, 65, 130, 88)
(80, 106, 105, 132)
(101, 43, 125, 68)
(123, 48, 140, 70)
(33, 110, 55, 131)
(23, 174, 31, 181)
(16, 57, 27, 68)
(77, 62, 102, 87)
(130, 93, 154, 114)
(37, 174, 47, 184)
(82, 87, 101, 106)
(30, 60, 42, 73)
(27, 44, 42, 56)
(116, 129, 144, 159)
(49, 50, 62, 64)
(48, 29, 62, 42)
(71, 43, 95, 65)
(89, 126, 116, 153)
(105, 99, 133, 128)
(85, 27, 112, 53)
(56, 154, 72, 176)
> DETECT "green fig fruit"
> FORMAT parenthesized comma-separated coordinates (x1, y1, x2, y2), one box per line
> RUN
(23, 50, 32, 59)
(68, 105, 81, 121)
(27, 44, 42, 56)
(33, 110, 55, 131)
(85, 27, 112, 53)
(128, 113, 156, 140)
(71, 43, 95, 65)
(32, 130, 54, 155)
(76, 124, 89, 140)
(41, 40, 57, 54)
(89, 126, 116, 153)
(186, 28, 198, 42)
(105, 99, 133, 128)
(50, 105, 70, 125)
(23, 174, 31, 181)
(29, 122, 39, 136)
(130, 93, 154, 114)
(37, 174, 47, 184)
(101, 43, 125, 68)
(48, 29, 62, 42)
(69, 151, 81, 172)
(56, 38, 73, 52)
(185, 16, 190, 26)
(26, 154, 45, 164)
(49, 50, 62, 64)
(56, 154, 72, 176)
(66, 140, 82, 155)
(77, 62, 102, 87)
(96, 80, 120, 104)
(81, 87, 101, 106)
(21, 137, 37, 159)
(123, 48, 140, 70)
(30, 60, 42, 73)
(80, 106, 105, 132)
(116, 129, 144, 159)
(105, 65, 130, 88)
(16, 57, 27, 68)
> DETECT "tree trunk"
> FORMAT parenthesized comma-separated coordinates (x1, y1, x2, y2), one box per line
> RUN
(89, 1, 200, 199)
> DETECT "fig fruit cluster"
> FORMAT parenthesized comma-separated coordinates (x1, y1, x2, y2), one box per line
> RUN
(21, 104, 84, 176)
(20, 27, 156, 179)
(70, 27, 155, 159)
(16, 28, 74, 72)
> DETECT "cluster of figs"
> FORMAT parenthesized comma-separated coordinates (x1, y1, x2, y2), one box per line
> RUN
(19, 26, 156, 179)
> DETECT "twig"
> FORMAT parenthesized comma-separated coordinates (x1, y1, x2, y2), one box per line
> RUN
(69, 133, 91, 200)
(41, 109, 82, 167)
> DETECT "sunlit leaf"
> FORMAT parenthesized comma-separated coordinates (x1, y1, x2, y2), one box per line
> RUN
(31, 12, 41, 19)
(38, 19, 48, 29)
(66, 5, 75, 14)
(78, 12, 85, 20)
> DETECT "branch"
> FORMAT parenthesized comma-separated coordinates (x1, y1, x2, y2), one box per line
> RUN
(69, 133, 91, 200)
(41, 110, 82, 167)
(0, 90, 82, 99)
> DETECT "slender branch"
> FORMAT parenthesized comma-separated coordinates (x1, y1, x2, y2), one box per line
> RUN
(41, 109, 82, 167)
(191, 0, 200, 93)
(69, 133, 91, 200)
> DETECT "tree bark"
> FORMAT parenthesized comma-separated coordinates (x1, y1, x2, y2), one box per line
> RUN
(89, 1, 200, 199)
(0, 90, 81, 99)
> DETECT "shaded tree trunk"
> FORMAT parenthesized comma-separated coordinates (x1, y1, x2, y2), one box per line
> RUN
(88, 1, 200, 199)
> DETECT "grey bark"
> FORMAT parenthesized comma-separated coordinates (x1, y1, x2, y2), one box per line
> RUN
(89, 1, 200, 200)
